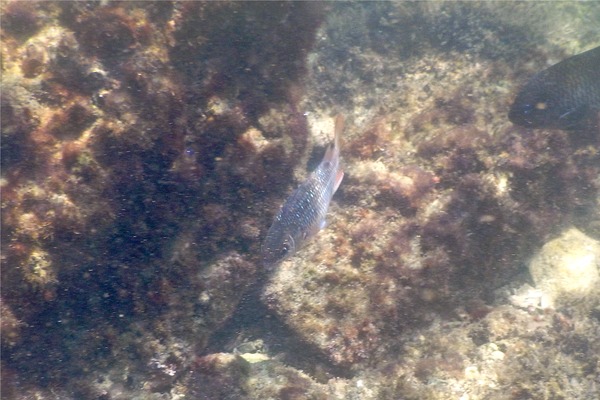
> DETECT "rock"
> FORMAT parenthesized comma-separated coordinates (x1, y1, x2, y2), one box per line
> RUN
(529, 228, 600, 308)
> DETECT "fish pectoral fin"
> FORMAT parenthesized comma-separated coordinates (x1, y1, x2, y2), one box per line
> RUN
(287, 234, 296, 253)
(303, 220, 326, 241)
(559, 104, 589, 121)
(319, 218, 327, 230)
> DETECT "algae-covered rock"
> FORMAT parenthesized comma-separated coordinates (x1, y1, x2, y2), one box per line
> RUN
(2, 1, 600, 399)
(1, 1, 324, 397)
(529, 228, 600, 308)
(184, 354, 331, 400)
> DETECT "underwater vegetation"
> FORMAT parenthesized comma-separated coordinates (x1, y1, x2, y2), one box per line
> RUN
(1, 1, 599, 399)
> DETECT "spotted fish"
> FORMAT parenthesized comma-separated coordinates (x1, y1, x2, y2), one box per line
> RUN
(509, 45, 600, 129)
(262, 115, 344, 267)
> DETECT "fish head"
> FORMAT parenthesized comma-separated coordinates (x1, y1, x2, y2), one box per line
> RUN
(509, 74, 588, 130)
(261, 232, 296, 268)
(509, 79, 562, 128)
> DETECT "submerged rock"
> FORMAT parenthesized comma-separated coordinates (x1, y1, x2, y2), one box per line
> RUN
(2, 1, 600, 399)
(529, 228, 600, 309)
(1, 1, 324, 396)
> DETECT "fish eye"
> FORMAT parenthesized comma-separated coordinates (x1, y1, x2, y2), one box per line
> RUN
(521, 103, 534, 115)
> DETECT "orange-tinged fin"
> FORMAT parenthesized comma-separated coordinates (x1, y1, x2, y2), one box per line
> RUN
(334, 170, 344, 193)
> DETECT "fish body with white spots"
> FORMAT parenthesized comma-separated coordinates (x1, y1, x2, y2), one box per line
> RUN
(262, 115, 345, 267)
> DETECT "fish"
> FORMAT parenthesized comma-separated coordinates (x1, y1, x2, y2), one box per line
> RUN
(262, 115, 345, 267)
(508, 45, 600, 130)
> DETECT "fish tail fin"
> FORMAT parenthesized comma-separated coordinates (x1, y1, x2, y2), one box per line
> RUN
(333, 170, 344, 192)
(324, 114, 344, 162)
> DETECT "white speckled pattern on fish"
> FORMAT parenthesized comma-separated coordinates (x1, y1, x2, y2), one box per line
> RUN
(262, 115, 344, 267)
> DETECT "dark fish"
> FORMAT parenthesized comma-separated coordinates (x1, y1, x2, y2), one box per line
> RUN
(262, 115, 345, 267)
(509, 45, 600, 129)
